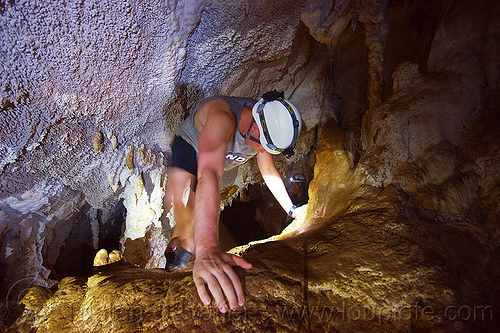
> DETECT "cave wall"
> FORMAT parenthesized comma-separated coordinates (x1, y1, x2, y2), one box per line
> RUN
(2, 0, 500, 331)
(0, 0, 332, 326)
(0, 0, 204, 292)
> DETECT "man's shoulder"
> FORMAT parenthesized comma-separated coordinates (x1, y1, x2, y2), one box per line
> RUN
(203, 99, 236, 123)
(203, 97, 232, 112)
(195, 99, 236, 134)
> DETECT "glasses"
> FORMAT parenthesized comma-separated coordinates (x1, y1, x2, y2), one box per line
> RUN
(245, 118, 260, 144)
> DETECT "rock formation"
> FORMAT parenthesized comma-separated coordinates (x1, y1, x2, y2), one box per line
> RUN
(1, 0, 500, 331)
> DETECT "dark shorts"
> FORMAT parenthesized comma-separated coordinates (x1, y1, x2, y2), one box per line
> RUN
(169, 136, 198, 177)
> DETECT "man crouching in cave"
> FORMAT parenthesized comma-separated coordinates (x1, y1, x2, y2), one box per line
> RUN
(162, 90, 306, 313)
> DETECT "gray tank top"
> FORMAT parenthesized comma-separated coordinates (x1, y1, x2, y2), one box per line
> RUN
(176, 96, 258, 171)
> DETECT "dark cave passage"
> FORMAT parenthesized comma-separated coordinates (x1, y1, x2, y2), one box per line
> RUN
(51, 200, 125, 279)
(1, 0, 500, 331)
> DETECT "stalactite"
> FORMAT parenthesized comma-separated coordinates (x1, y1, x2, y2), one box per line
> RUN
(89, 207, 99, 250)
(91, 131, 104, 152)
(120, 168, 167, 268)
(365, 11, 388, 108)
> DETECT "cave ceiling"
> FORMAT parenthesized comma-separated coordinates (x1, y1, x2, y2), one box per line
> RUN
(1, 0, 500, 331)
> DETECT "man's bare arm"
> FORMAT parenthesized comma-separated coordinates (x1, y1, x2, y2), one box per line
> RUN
(192, 104, 252, 313)
(257, 152, 304, 218)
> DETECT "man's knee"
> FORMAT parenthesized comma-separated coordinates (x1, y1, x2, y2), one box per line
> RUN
(173, 197, 194, 220)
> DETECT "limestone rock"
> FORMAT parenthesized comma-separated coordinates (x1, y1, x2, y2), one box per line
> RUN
(10, 186, 500, 332)
(10, 101, 500, 331)
(93, 249, 122, 267)
(392, 62, 422, 93)
(19, 286, 53, 312)
(2, 0, 500, 331)
(93, 249, 109, 267)
(91, 131, 105, 153)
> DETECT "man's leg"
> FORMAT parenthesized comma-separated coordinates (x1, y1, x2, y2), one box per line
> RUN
(164, 167, 196, 261)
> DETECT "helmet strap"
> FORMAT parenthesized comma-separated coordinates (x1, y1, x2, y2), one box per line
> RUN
(283, 147, 295, 159)
(245, 117, 260, 144)
(262, 90, 284, 102)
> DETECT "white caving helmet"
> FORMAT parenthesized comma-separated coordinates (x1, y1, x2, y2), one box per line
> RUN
(251, 90, 302, 158)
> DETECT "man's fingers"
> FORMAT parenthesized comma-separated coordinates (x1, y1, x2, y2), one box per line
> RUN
(293, 204, 308, 218)
(194, 276, 211, 306)
(193, 253, 252, 312)
(223, 264, 246, 307)
(218, 265, 243, 310)
(231, 255, 252, 269)
(204, 273, 228, 313)
(228, 254, 251, 306)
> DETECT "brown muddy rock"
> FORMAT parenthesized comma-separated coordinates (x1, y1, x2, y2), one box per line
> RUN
(10, 115, 500, 332)
(19, 286, 53, 312)
(93, 249, 122, 267)
(4, 1, 500, 332)
(122, 225, 166, 269)
(91, 131, 105, 153)
(393, 140, 480, 223)
(307, 119, 361, 224)
(10, 277, 87, 333)
(359, 0, 498, 189)
(10, 184, 500, 332)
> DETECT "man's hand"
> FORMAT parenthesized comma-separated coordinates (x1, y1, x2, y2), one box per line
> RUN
(291, 204, 307, 219)
(193, 247, 252, 313)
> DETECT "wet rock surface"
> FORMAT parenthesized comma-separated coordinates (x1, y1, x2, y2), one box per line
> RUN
(2, 0, 500, 331)
(9, 112, 500, 331)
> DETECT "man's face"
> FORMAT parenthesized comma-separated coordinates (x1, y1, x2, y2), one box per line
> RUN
(249, 121, 260, 140)
(291, 182, 301, 194)
(246, 121, 264, 151)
